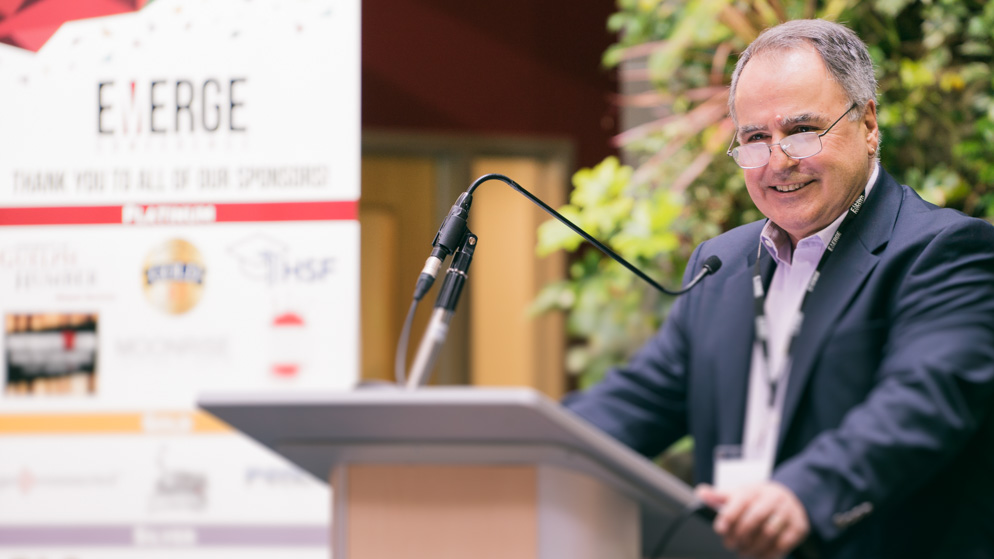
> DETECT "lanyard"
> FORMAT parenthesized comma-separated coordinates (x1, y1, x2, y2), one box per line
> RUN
(752, 191, 866, 407)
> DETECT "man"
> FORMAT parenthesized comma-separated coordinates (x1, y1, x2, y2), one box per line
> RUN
(565, 19, 994, 559)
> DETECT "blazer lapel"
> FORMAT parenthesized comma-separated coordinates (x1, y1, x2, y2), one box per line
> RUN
(777, 168, 903, 450)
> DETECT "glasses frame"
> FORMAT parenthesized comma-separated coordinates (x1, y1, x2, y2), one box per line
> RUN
(727, 103, 858, 169)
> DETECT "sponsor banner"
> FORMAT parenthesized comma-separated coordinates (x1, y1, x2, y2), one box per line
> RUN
(0, 221, 359, 408)
(0, 1, 358, 556)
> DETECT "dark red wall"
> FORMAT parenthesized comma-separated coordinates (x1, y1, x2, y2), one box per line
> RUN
(362, 0, 618, 169)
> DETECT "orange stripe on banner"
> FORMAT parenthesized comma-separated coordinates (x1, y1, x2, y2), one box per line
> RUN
(0, 411, 232, 434)
(192, 411, 233, 433)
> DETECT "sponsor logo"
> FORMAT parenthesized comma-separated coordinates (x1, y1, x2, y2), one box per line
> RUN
(245, 466, 312, 487)
(0, 243, 99, 292)
(0, 468, 118, 495)
(149, 446, 208, 512)
(270, 312, 306, 378)
(5, 313, 100, 397)
(227, 234, 335, 285)
(141, 239, 206, 314)
(98, 78, 247, 136)
(148, 470, 207, 512)
(114, 336, 228, 358)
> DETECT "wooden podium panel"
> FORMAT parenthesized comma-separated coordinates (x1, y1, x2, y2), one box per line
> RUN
(340, 465, 537, 558)
(333, 463, 638, 559)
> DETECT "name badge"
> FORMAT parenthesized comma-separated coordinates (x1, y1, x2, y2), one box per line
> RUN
(713, 445, 771, 491)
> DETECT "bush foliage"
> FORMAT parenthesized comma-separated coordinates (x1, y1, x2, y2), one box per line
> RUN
(535, 0, 994, 387)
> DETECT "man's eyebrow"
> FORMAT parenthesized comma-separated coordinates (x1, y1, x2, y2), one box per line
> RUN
(777, 112, 823, 127)
(738, 123, 767, 136)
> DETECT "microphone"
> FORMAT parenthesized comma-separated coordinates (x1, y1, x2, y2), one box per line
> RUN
(412, 192, 473, 301)
(678, 255, 723, 294)
(703, 255, 722, 273)
(397, 173, 723, 387)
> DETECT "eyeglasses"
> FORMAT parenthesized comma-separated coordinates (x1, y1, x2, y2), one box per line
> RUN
(727, 103, 857, 169)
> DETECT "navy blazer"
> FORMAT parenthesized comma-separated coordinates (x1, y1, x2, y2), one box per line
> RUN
(565, 167, 994, 558)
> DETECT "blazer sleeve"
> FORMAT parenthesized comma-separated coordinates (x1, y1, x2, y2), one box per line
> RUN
(562, 244, 704, 459)
(772, 217, 994, 542)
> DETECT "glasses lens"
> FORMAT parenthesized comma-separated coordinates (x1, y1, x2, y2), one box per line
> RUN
(780, 132, 822, 159)
(733, 144, 770, 168)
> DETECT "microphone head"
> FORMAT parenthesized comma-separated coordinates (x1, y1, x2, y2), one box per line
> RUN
(702, 255, 722, 274)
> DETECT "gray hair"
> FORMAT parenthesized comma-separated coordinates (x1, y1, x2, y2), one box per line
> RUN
(728, 19, 877, 124)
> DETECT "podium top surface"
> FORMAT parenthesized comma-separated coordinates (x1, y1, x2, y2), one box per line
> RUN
(200, 386, 695, 511)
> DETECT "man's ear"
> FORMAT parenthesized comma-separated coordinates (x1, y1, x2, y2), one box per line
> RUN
(862, 100, 879, 155)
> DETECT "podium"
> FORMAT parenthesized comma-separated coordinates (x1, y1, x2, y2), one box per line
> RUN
(198, 387, 733, 559)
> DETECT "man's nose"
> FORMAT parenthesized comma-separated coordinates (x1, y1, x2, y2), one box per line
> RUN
(767, 143, 798, 171)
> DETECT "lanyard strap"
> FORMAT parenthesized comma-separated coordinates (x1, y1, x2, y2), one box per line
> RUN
(752, 191, 866, 406)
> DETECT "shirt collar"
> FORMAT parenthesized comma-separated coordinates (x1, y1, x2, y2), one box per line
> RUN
(760, 163, 879, 265)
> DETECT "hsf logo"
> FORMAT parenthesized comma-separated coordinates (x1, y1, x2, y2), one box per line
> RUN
(227, 234, 335, 286)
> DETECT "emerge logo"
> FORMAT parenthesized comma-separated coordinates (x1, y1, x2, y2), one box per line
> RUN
(142, 239, 206, 315)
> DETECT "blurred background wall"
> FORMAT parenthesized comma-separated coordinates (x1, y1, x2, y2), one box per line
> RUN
(359, 0, 618, 396)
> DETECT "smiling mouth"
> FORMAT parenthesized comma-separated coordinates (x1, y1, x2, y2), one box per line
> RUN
(769, 180, 813, 193)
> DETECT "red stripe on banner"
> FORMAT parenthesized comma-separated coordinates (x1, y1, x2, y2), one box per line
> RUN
(216, 201, 358, 222)
(0, 205, 122, 226)
(0, 201, 358, 226)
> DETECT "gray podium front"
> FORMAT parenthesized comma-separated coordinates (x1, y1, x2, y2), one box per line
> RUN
(198, 386, 733, 559)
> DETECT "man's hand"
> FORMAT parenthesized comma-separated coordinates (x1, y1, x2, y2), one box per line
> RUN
(695, 481, 809, 559)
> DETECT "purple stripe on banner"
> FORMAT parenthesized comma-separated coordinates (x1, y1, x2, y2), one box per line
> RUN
(0, 526, 128, 546)
(0, 525, 329, 547)
(198, 525, 329, 546)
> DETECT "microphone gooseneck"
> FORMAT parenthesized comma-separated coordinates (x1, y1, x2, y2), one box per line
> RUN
(466, 173, 722, 296)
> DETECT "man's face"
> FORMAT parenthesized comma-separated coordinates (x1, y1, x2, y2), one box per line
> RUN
(732, 47, 878, 245)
